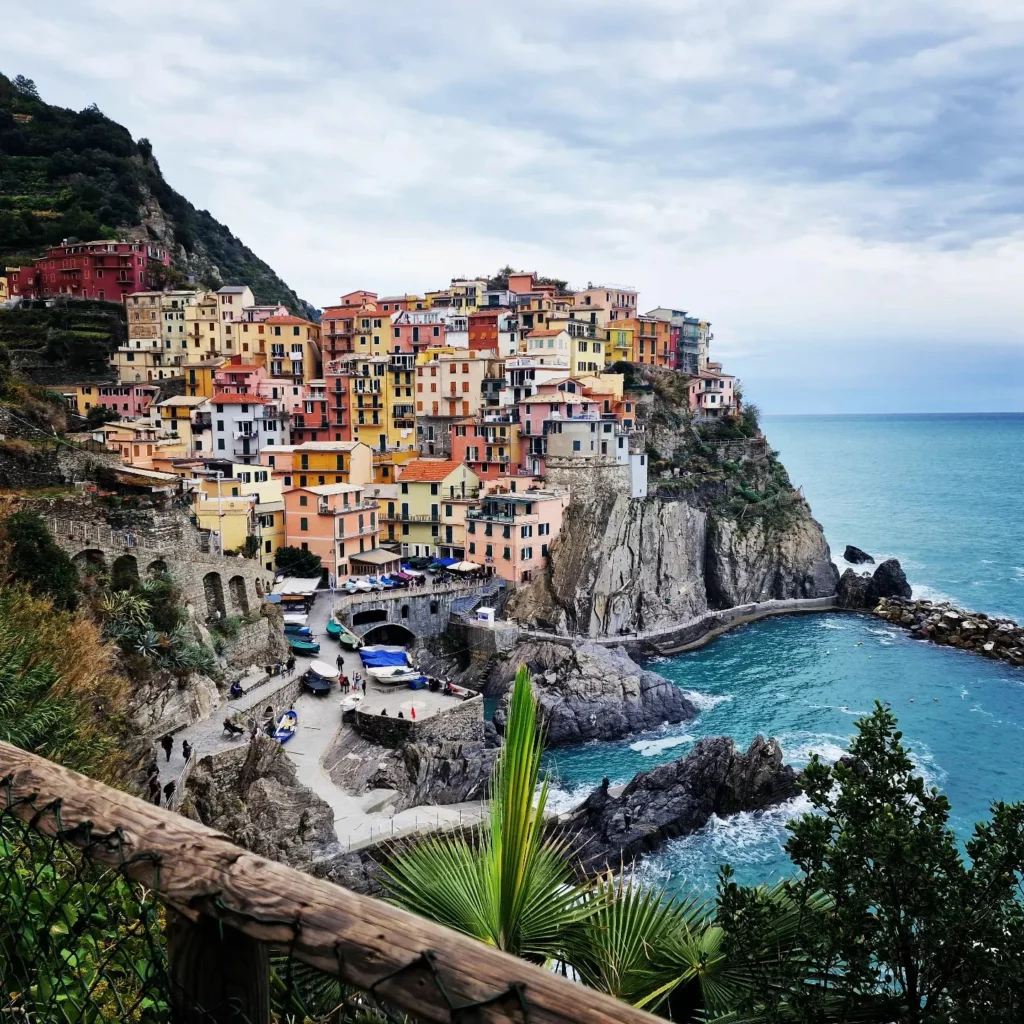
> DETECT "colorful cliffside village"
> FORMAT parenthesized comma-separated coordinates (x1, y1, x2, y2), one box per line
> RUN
(47, 268, 733, 583)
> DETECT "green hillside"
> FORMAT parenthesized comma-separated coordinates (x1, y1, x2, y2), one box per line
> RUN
(0, 73, 315, 318)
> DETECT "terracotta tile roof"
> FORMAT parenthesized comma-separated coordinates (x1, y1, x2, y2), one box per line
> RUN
(397, 459, 463, 482)
(212, 393, 268, 405)
(526, 329, 563, 337)
(265, 315, 315, 326)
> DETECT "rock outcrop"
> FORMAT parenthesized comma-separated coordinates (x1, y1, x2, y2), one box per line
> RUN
(836, 558, 912, 609)
(508, 493, 709, 636)
(704, 514, 839, 609)
(843, 545, 875, 565)
(565, 735, 799, 875)
(324, 728, 497, 813)
(489, 640, 697, 745)
(872, 597, 1024, 667)
(508, 454, 838, 638)
(185, 736, 339, 869)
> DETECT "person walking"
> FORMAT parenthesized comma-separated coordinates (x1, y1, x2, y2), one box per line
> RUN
(182, 739, 193, 762)
(286, 654, 296, 675)
(163, 779, 176, 805)
(148, 776, 161, 805)
(361, 677, 367, 694)
(336, 654, 344, 672)
(160, 734, 173, 763)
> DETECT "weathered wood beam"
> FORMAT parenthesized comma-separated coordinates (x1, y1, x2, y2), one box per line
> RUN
(0, 740, 660, 1024)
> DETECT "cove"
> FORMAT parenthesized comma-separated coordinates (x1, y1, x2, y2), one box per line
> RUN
(543, 611, 1024, 895)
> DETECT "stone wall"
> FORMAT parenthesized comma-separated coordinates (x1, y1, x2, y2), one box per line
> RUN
(352, 694, 484, 748)
(544, 457, 631, 506)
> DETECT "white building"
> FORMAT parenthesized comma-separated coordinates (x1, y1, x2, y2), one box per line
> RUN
(208, 393, 288, 464)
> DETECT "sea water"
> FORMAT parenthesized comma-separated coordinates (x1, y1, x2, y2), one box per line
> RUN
(544, 414, 1024, 897)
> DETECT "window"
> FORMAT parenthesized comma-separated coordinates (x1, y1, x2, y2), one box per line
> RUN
(299, 517, 308, 531)
(573, 440, 581, 451)
(503, 546, 511, 560)
(430, 601, 439, 614)
(445, 504, 453, 517)
(541, 543, 549, 557)
(430, 483, 439, 495)
(469, 541, 476, 554)
(485, 543, 493, 557)
(401, 482, 408, 494)
(522, 547, 533, 560)
(520, 525, 532, 538)
(217, 439, 225, 450)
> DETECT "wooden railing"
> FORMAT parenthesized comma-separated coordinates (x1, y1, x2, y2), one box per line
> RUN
(0, 740, 658, 1024)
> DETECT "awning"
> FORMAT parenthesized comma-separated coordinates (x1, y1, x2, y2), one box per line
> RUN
(350, 548, 402, 568)
(272, 576, 320, 596)
(431, 557, 458, 567)
(449, 560, 483, 572)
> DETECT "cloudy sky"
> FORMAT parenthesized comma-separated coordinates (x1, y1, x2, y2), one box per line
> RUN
(4, 0, 1024, 412)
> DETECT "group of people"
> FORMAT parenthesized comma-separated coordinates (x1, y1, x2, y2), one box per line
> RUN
(335, 655, 367, 694)
(147, 734, 194, 806)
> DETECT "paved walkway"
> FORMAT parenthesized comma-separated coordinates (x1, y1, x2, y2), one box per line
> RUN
(156, 592, 485, 849)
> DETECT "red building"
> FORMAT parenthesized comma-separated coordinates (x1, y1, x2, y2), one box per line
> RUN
(468, 309, 500, 353)
(7, 240, 171, 303)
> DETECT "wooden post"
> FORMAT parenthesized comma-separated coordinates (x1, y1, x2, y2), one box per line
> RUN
(167, 910, 270, 1024)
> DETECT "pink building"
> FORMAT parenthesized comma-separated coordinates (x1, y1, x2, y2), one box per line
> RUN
(282, 482, 380, 580)
(258, 378, 306, 416)
(213, 357, 268, 395)
(464, 488, 569, 583)
(449, 415, 524, 479)
(290, 379, 328, 444)
(687, 372, 739, 419)
(92, 383, 159, 418)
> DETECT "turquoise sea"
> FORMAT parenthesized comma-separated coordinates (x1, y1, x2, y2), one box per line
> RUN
(545, 413, 1024, 895)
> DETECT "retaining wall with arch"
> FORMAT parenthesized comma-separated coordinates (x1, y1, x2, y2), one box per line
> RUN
(51, 517, 273, 622)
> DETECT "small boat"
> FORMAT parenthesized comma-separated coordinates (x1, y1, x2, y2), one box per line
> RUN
(273, 710, 298, 743)
(366, 666, 420, 683)
(302, 659, 339, 696)
(325, 619, 343, 638)
(284, 623, 313, 638)
(288, 637, 320, 655)
(283, 612, 309, 627)
(340, 693, 363, 712)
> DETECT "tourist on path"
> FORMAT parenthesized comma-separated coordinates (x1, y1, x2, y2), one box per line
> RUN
(182, 739, 193, 762)
(160, 734, 173, 762)
(362, 678, 367, 694)
(163, 780, 176, 804)
(148, 776, 161, 805)
(336, 654, 344, 671)
(286, 654, 296, 674)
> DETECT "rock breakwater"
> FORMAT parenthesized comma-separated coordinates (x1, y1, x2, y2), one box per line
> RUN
(873, 597, 1024, 667)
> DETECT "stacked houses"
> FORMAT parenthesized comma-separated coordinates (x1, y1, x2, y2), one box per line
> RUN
(57, 266, 735, 584)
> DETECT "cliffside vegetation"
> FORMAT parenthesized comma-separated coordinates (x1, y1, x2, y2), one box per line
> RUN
(0, 72, 313, 316)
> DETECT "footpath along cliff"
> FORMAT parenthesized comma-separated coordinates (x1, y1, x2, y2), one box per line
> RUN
(508, 366, 838, 637)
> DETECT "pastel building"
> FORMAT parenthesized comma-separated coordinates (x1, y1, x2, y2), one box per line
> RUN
(688, 372, 738, 419)
(209, 393, 288, 464)
(465, 489, 569, 582)
(389, 459, 481, 558)
(265, 315, 322, 384)
(449, 415, 525, 480)
(259, 440, 374, 489)
(282, 483, 381, 580)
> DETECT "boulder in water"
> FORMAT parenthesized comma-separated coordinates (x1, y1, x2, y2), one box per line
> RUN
(843, 545, 875, 565)
(563, 735, 798, 875)
(837, 558, 912, 609)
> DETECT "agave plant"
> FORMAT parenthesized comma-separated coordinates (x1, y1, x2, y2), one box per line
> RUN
(133, 629, 162, 658)
(382, 665, 595, 961)
(99, 590, 150, 628)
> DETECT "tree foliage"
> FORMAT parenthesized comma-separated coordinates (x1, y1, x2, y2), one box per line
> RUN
(275, 545, 322, 577)
(84, 404, 121, 428)
(718, 701, 1024, 1023)
(1, 510, 80, 610)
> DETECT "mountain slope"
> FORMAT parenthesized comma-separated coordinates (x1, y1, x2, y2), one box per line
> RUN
(0, 73, 315, 318)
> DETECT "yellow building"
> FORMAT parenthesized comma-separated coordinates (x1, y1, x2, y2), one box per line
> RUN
(390, 459, 481, 558)
(265, 315, 322, 384)
(259, 440, 375, 489)
(373, 446, 419, 485)
(195, 461, 285, 570)
(570, 332, 606, 377)
(183, 358, 227, 398)
(338, 355, 411, 451)
(184, 292, 222, 359)
(414, 347, 489, 420)
(606, 324, 635, 363)
(192, 491, 255, 556)
(154, 395, 209, 451)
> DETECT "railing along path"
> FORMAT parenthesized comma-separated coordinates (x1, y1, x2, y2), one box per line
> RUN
(0, 740, 659, 1024)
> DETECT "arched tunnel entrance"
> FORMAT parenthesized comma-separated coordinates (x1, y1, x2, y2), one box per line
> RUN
(360, 623, 416, 646)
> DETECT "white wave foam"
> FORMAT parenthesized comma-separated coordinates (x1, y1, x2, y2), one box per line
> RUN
(680, 689, 733, 711)
(630, 734, 694, 757)
(778, 732, 850, 766)
(912, 583, 961, 606)
(543, 783, 593, 815)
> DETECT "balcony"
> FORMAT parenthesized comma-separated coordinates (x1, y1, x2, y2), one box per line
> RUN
(379, 513, 441, 524)
(233, 429, 256, 440)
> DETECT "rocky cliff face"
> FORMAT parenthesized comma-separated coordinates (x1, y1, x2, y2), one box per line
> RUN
(490, 640, 697, 745)
(705, 513, 839, 609)
(509, 493, 709, 635)
(509, 490, 838, 637)
(564, 735, 798, 874)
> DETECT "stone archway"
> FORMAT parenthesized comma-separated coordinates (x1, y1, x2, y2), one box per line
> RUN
(360, 623, 416, 646)
(146, 558, 168, 577)
(352, 608, 388, 627)
(228, 575, 249, 614)
(110, 554, 139, 591)
(73, 548, 107, 571)
(203, 571, 226, 620)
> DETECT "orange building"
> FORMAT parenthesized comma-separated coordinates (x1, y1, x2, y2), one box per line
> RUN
(282, 482, 380, 579)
